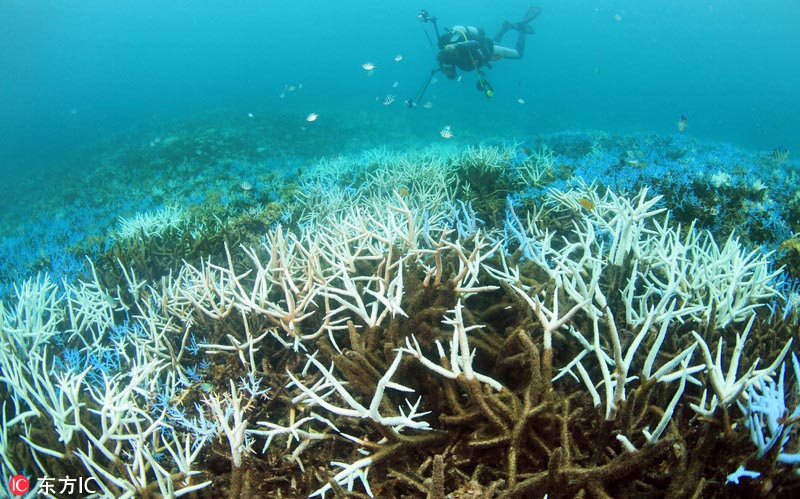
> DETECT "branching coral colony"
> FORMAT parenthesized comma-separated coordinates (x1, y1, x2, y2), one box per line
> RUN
(2, 144, 799, 498)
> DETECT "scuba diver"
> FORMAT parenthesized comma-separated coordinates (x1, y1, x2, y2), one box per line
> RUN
(407, 6, 541, 106)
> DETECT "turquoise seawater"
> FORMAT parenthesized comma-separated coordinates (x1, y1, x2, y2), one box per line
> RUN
(1, 2, 800, 498)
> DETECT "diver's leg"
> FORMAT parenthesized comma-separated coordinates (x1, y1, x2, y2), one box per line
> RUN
(492, 44, 520, 60)
(496, 6, 539, 51)
(492, 28, 526, 60)
(510, 6, 540, 58)
(494, 22, 513, 42)
(496, 6, 540, 43)
(514, 29, 526, 58)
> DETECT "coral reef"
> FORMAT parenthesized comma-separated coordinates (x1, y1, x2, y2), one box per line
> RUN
(2, 135, 800, 498)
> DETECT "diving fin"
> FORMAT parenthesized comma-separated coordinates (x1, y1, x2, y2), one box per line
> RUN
(522, 6, 542, 23)
(516, 6, 541, 33)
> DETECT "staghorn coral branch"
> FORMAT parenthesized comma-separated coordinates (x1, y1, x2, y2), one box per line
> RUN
(288, 350, 430, 431)
(510, 280, 590, 385)
(402, 300, 503, 391)
(199, 310, 270, 372)
(203, 379, 250, 468)
(442, 231, 501, 295)
(690, 314, 793, 417)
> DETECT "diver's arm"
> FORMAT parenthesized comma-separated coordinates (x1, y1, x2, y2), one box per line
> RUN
(444, 40, 480, 52)
(440, 63, 457, 79)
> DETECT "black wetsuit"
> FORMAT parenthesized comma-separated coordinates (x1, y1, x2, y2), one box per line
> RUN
(436, 24, 528, 80)
(436, 27, 495, 79)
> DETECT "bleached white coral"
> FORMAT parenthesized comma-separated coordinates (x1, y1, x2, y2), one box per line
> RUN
(710, 170, 732, 188)
(114, 204, 185, 241)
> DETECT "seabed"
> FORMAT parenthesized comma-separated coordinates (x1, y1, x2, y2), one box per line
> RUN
(1, 113, 800, 498)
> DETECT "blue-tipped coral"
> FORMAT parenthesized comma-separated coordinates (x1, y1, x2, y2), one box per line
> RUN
(737, 353, 800, 469)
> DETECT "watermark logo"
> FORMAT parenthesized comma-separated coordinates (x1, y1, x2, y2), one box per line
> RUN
(38, 476, 97, 495)
(8, 475, 30, 496)
(7, 475, 98, 496)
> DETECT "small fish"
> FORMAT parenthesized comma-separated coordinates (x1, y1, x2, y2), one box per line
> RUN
(285, 85, 297, 91)
(431, 77, 439, 84)
(392, 81, 399, 88)
(306, 113, 318, 122)
(279, 92, 286, 99)
(398, 186, 410, 196)
(677, 115, 688, 132)
(247, 112, 254, 118)
(394, 54, 403, 62)
(382, 94, 396, 105)
(440, 125, 454, 139)
(517, 98, 526, 105)
(422, 101, 433, 109)
(578, 198, 595, 210)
